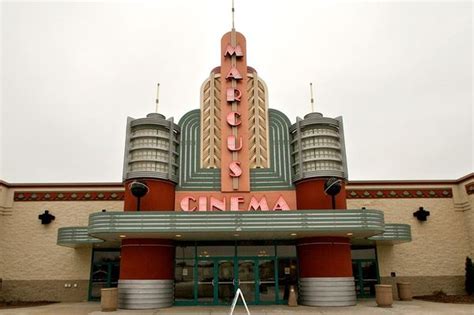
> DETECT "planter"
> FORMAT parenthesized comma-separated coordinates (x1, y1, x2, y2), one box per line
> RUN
(101, 288, 118, 312)
(397, 282, 412, 301)
(375, 284, 393, 307)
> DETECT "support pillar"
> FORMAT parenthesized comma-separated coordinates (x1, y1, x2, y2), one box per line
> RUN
(118, 239, 174, 309)
(297, 237, 356, 306)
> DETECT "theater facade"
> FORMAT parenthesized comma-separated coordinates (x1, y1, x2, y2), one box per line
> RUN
(0, 27, 473, 309)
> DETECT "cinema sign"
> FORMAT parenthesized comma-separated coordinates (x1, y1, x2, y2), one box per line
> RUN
(175, 192, 297, 212)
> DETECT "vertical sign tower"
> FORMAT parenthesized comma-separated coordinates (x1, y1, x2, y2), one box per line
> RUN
(220, 29, 251, 192)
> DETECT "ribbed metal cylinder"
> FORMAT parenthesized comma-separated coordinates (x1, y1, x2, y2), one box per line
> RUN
(123, 113, 180, 183)
(299, 277, 356, 307)
(118, 279, 174, 309)
(290, 112, 348, 183)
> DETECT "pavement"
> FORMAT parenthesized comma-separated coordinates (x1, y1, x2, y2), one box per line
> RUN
(0, 300, 473, 315)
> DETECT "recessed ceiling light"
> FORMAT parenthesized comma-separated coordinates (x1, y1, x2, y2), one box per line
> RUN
(290, 233, 297, 236)
(119, 235, 126, 238)
(175, 234, 182, 238)
(346, 233, 353, 236)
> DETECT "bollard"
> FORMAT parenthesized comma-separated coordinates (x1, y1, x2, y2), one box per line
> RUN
(288, 285, 298, 307)
(397, 282, 412, 301)
(101, 288, 118, 312)
(375, 284, 393, 307)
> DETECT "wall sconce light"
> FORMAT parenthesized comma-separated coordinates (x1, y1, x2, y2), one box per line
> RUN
(38, 210, 55, 224)
(413, 206, 430, 221)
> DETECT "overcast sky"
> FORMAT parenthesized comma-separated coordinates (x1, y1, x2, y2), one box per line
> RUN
(0, 0, 472, 183)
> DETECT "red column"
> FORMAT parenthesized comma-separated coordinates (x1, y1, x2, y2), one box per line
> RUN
(118, 179, 176, 309)
(295, 178, 355, 306)
(297, 237, 352, 277)
(120, 239, 174, 280)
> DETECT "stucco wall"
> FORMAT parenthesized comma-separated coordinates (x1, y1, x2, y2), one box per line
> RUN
(468, 193, 474, 256)
(1, 199, 122, 280)
(0, 185, 123, 301)
(0, 182, 12, 284)
(347, 182, 472, 295)
(0, 212, 4, 286)
(348, 195, 469, 278)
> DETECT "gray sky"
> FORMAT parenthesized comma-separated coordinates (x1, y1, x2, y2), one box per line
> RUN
(1, 0, 472, 183)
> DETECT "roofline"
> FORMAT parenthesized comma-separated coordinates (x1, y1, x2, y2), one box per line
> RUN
(0, 180, 123, 188)
(1, 173, 472, 188)
(347, 173, 473, 186)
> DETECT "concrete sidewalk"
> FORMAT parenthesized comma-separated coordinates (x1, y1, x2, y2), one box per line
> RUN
(0, 300, 473, 315)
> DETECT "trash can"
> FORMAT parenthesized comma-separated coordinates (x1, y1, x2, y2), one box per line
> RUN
(397, 282, 412, 301)
(101, 288, 118, 312)
(375, 284, 393, 307)
(288, 285, 298, 307)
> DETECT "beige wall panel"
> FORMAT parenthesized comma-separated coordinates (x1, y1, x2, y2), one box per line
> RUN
(467, 193, 474, 256)
(348, 198, 470, 278)
(1, 200, 123, 280)
(0, 217, 4, 281)
(1, 280, 89, 302)
(381, 276, 465, 297)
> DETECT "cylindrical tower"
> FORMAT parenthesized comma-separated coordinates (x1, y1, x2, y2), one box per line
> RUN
(290, 112, 355, 306)
(118, 112, 179, 309)
(290, 112, 348, 209)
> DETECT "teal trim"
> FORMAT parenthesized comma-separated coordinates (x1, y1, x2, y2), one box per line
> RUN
(369, 223, 411, 243)
(88, 209, 386, 240)
(177, 110, 220, 190)
(177, 109, 294, 191)
(250, 109, 293, 190)
(57, 226, 103, 247)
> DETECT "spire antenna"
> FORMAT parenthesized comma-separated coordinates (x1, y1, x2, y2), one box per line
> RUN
(155, 83, 160, 113)
(232, 0, 235, 30)
(310, 82, 315, 113)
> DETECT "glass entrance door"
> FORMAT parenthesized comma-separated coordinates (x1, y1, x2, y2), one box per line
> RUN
(217, 258, 235, 304)
(258, 259, 276, 303)
(197, 260, 215, 304)
(238, 259, 257, 303)
(194, 257, 275, 305)
(175, 244, 299, 306)
(88, 249, 120, 301)
(352, 259, 379, 298)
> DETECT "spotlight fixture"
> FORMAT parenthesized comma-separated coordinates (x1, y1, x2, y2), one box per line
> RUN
(324, 177, 342, 209)
(129, 181, 149, 211)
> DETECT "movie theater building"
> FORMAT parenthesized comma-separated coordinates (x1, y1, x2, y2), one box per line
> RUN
(0, 27, 473, 309)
